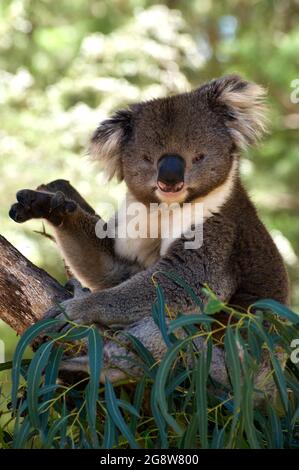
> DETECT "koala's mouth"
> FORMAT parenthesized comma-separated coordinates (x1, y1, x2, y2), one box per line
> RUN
(157, 181, 184, 193)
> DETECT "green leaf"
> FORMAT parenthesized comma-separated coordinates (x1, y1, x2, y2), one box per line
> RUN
(267, 403, 283, 449)
(12, 417, 32, 449)
(168, 314, 214, 334)
(253, 300, 299, 325)
(242, 374, 261, 449)
(247, 327, 263, 362)
(41, 345, 63, 435)
(27, 342, 54, 429)
(59, 400, 69, 449)
(224, 328, 241, 446)
(130, 377, 146, 435)
(12, 385, 60, 421)
(181, 412, 198, 449)
(85, 327, 103, 448)
(154, 337, 193, 435)
(126, 333, 156, 378)
(105, 378, 139, 449)
(11, 318, 61, 409)
(271, 355, 289, 413)
(150, 385, 168, 449)
(103, 411, 116, 449)
(254, 411, 273, 448)
(210, 424, 226, 449)
(253, 324, 289, 412)
(196, 352, 209, 448)
(154, 285, 176, 347)
(154, 271, 203, 310)
(165, 369, 191, 396)
(43, 415, 70, 449)
(225, 328, 241, 410)
(41, 345, 64, 433)
(116, 399, 140, 418)
(49, 326, 90, 341)
(205, 297, 225, 314)
(44, 346, 64, 393)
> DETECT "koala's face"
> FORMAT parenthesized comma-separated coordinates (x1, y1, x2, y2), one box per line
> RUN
(120, 96, 234, 204)
(91, 75, 266, 204)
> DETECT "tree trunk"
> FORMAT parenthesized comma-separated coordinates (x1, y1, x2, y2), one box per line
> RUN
(0, 234, 70, 336)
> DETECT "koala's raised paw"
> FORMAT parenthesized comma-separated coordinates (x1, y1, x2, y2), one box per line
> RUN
(36, 180, 96, 216)
(9, 189, 77, 225)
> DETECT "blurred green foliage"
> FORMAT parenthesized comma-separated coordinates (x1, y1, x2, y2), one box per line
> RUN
(0, 0, 298, 374)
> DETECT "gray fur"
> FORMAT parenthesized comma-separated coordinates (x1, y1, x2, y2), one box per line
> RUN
(10, 75, 289, 384)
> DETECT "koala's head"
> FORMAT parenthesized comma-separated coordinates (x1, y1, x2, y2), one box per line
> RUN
(90, 75, 267, 204)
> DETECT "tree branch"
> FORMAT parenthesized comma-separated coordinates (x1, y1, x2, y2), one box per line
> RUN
(0, 234, 70, 335)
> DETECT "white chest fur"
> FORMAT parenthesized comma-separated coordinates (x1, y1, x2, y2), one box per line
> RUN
(113, 194, 161, 267)
(114, 160, 237, 267)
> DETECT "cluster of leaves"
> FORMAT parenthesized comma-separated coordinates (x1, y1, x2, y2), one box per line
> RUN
(0, 283, 299, 449)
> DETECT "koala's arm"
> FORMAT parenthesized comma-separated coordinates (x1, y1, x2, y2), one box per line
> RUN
(50, 205, 140, 291)
(9, 181, 140, 291)
(46, 215, 237, 327)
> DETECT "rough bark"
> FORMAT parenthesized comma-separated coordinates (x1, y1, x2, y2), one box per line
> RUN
(0, 234, 70, 335)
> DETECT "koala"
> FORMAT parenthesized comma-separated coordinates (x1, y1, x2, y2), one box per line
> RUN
(9, 75, 289, 382)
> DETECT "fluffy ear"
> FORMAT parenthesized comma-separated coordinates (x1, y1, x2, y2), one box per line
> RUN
(204, 75, 268, 149)
(89, 108, 134, 181)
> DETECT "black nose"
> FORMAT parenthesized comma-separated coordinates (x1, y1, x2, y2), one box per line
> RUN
(158, 154, 185, 185)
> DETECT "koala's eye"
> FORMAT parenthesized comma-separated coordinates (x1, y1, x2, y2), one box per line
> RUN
(142, 155, 153, 164)
(192, 153, 206, 164)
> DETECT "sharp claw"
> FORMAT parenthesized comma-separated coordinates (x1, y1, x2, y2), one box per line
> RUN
(65, 278, 82, 293)
(65, 278, 90, 299)
(43, 306, 63, 320)
(9, 203, 22, 222)
(8, 204, 18, 221)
